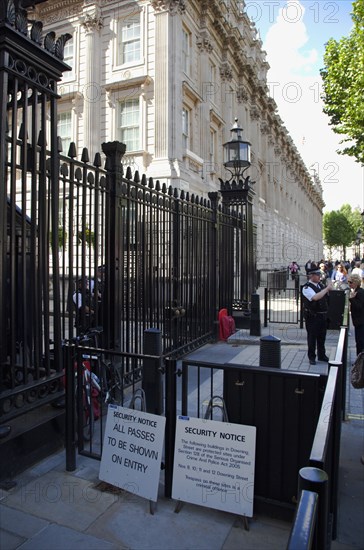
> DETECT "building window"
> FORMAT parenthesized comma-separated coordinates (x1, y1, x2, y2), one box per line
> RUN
(117, 15, 141, 65)
(209, 128, 217, 171)
(182, 107, 190, 149)
(57, 111, 72, 154)
(208, 60, 216, 84)
(62, 35, 75, 80)
(182, 28, 191, 75)
(118, 98, 140, 151)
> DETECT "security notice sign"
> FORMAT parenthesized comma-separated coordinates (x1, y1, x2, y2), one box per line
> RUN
(172, 416, 256, 517)
(99, 404, 166, 502)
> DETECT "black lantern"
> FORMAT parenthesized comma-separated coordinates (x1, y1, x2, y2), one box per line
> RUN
(223, 118, 251, 178)
(219, 119, 254, 205)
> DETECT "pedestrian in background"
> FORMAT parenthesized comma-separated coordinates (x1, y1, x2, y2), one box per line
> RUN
(319, 262, 329, 286)
(332, 263, 348, 289)
(348, 274, 364, 356)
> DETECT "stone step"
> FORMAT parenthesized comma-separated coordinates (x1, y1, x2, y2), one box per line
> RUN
(0, 404, 65, 482)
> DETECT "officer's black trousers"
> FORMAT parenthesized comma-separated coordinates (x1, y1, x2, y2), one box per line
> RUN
(305, 314, 327, 361)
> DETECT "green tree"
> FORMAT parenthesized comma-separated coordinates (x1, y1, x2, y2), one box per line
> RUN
(323, 210, 354, 258)
(320, 0, 364, 164)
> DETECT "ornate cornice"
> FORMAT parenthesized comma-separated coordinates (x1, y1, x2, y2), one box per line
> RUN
(37, 0, 82, 24)
(150, 0, 186, 15)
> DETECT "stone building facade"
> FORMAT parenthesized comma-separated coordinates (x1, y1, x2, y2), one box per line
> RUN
(33, 0, 325, 269)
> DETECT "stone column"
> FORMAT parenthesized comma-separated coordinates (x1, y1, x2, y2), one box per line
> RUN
(81, 6, 103, 159)
(151, 2, 185, 173)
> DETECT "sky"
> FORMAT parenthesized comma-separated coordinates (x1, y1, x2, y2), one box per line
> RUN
(246, 0, 364, 213)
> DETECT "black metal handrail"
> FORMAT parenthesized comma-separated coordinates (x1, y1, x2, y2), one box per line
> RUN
(287, 324, 348, 549)
(287, 490, 318, 549)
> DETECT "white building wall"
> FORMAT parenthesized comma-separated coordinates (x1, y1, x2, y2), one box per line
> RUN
(35, 0, 325, 270)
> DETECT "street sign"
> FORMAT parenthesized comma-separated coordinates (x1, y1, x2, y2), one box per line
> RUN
(172, 416, 256, 517)
(99, 404, 166, 502)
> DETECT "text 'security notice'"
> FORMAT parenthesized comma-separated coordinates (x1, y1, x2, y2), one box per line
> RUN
(172, 416, 256, 516)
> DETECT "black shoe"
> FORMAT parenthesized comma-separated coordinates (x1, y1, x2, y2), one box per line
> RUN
(0, 426, 11, 439)
(318, 355, 329, 362)
(309, 359, 316, 365)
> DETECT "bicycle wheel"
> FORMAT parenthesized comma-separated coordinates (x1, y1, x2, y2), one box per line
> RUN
(106, 363, 123, 405)
(82, 384, 94, 441)
(75, 381, 94, 442)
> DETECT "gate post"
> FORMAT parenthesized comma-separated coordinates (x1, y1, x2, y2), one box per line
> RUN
(142, 328, 163, 415)
(299, 467, 329, 550)
(101, 141, 126, 350)
(208, 192, 220, 325)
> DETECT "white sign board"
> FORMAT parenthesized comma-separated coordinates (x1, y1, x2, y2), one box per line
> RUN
(99, 404, 166, 502)
(172, 416, 256, 517)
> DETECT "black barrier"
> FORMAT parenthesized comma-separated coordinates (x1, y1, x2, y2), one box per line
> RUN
(166, 359, 327, 516)
(287, 326, 348, 547)
(327, 290, 346, 330)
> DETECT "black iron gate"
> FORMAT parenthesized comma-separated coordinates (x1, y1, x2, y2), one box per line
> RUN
(264, 286, 301, 325)
(0, 0, 71, 422)
(1, 0, 255, 425)
(57, 152, 244, 358)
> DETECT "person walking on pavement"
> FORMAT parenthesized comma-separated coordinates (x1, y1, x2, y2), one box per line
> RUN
(348, 274, 364, 356)
(302, 265, 333, 365)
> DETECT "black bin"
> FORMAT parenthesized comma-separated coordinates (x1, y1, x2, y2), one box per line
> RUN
(260, 335, 281, 368)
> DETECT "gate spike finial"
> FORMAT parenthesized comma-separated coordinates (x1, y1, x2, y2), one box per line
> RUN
(81, 147, 89, 163)
(93, 152, 102, 167)
(125, 166, 132, 180)
(68, 142, 77, 158)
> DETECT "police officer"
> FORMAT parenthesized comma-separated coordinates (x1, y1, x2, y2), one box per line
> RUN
(302, 265, 333, 365)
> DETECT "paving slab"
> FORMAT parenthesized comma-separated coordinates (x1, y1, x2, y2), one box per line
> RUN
(222, 514, 290, 549)
(0, 504, 49, 538)
(2, 471, 117, 532)
(88, 494, 236, 550)
(18, 524, 118, 550)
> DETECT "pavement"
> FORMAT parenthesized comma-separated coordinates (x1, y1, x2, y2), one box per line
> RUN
(0, 316, 363, 549)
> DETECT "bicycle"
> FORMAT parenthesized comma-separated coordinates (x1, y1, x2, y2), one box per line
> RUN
(75, 351, 101, 441)
(72, 329, 103, 442)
